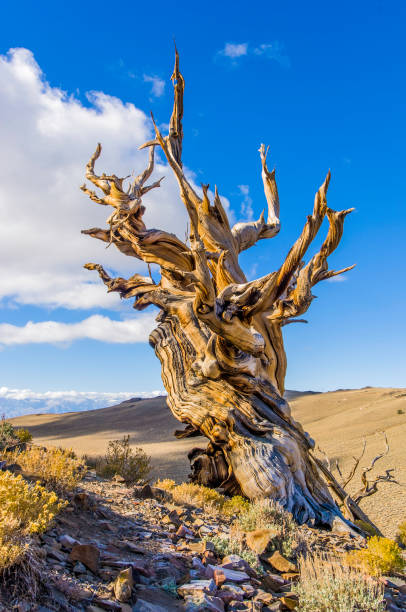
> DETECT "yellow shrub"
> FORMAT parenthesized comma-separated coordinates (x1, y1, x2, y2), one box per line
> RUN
(155, 478, 176, 491)
(222, 495, 251, 516)
(6, 446, 85, 493)
(345, 536, 405, 576)
(397, 520, 406, 547)
(0, 470, 66, 570)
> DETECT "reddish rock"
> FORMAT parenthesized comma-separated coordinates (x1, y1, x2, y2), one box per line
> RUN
(69, 543, 100, 574)
(246, 528, 278, 554)
(266, 551, 298, 574)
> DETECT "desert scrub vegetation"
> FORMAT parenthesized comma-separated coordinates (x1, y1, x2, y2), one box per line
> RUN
(293, 553, 384, 612)
(84, 435, 151, 485)
(0, 470, 67, 569)
(397, 520, 406, 547)
(345, 536, 405, 576)
(235, 498, 300, 558)
(156, 480, 250, 515)
(5, 445, 86, 493)
(204, 530, 263, 572)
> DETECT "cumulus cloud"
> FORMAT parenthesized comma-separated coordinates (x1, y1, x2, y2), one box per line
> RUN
(219, 43, 248, 59)
(0, 386, 162, 403)
(238, 184, 254, 221)
(0, 312, 156, 346)
(0, 386, 164, 418)
(143, 74, 165, 98)
(217, 41, 289, 67)
(0, 48, 188, 310)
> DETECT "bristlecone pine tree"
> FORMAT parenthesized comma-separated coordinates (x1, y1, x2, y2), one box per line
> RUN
(81, 51, 373, 530)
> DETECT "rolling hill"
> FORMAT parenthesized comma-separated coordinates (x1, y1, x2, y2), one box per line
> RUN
(10, 387, 406, 537)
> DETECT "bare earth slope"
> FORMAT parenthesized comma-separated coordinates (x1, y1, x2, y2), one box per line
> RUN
(10, 387, 406, 537)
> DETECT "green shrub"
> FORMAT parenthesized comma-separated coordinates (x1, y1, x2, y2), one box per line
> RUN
(235, 498, 300, 558)
(14, 429, 33, 444)
(204, 531, 263, 573)
(0, 419, 17, 451)
(95, 435, 151, 485)
(345, 536, 405, 576)
(293, 554, 384, 611)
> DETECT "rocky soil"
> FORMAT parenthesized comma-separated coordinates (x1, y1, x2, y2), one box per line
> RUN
(4, 472, 406, 612)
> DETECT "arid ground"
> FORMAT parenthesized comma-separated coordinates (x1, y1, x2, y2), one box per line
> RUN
(10, 387, 406, 538)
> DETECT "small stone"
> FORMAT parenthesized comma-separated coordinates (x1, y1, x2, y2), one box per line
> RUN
(213, 569, 227, 587)
(112, 474, 126, 483)
(264, 602, 283, 612)
(133, 484, 154, 499)
(246, 528, 279, 554)
(59, 534, 78, 548)
(209, 565, 250, 583)
(70, 543, 100, 574)
(73, 562, 87, 574)
(280, 596, 298, 610)
(241, 583, 255, 597)
(113, 567, 134, 603)
(176, 524, 194, 538)
(266, 551, 297, 574)
(177, 579, 216, 597)
(281, 572, 299, 582)
(261, 572, 286, 592)
(254, 589, 275, 605)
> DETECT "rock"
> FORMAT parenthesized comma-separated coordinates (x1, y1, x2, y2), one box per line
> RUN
(213, 569, 227, 587)
(261, 573, 286, 592)
(45, 546, 66, 562)
(254, 589, 275, 605)
(264, 602, 283, 611)
(59, 533, 78, 548)
(70, 543, 100, 574)
(178, 579, 217, 597)
(73, 491, 92, 509)
(265, 551, 297, 574)
(221, 555, 250, 572)
(90, 599, 122, 611)
(112, 474, 126, 483)
(246, 528, 278, 554)
(241, 583, 255, 597)
(113, 567, 134, 603)
(73, 562, 87, 574)
(176, 524, 194, 538)
(134, 585, 185, 610)
(208, 566, 250, 583)
(134, 484, 155, 499)
(281, 572, 299, 582)
(184, 594, 224, 611)
(280, 596, 298, 609)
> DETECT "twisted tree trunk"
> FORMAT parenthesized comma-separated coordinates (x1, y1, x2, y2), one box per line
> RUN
(81, 50, 373, 530)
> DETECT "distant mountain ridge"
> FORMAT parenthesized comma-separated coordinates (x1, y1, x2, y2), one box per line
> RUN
(1, 388, 318, 419)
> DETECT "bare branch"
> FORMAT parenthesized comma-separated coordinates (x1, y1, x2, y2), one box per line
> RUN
(232, 144, 281, 253)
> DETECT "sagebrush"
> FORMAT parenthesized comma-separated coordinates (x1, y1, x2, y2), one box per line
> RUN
(87, 435, 151, 485)
(293, 553, 384, 611)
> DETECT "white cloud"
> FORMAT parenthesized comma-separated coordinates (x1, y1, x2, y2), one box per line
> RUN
(0, 386, 165, 418)
(238, 184, 254, 221)
(219, 43, 248, 59)
(0, 48, 188, 310)
(218, 41, 290, 67)
(0, 386, 162, 403)
(253, 42, 290, 67)
(0, 312, 156, 346)
(143, 74, 165, 98)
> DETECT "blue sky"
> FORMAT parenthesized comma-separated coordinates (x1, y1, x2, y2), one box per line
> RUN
(0, 0, 404, 403)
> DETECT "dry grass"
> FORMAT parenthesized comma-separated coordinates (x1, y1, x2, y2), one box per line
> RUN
(155, 479, 249, 515)
(5, 445, 85, 493)
(293, 553, 384, 611)
(345, 536, 405, 576)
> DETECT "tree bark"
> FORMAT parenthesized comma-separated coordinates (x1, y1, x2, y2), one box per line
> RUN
(80, 50, 373, 531)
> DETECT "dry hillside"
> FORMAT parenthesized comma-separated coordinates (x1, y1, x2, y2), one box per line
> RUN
(10, 387, 406, 537)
